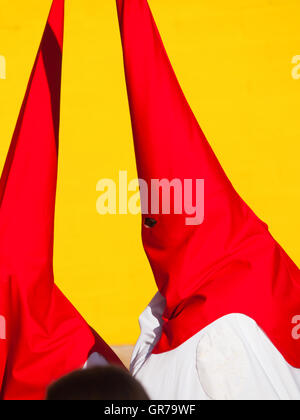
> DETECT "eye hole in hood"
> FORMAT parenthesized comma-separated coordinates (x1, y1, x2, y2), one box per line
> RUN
(144, 217, 158, 228)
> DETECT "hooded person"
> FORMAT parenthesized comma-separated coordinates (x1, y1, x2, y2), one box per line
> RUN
(0, 0, 122, 400)
(116, 0, 300, 400)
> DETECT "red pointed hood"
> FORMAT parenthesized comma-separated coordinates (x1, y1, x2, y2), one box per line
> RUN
(0, 0, 122, 400)
(116, 0, 300, 367)
(0, 0, 64, 267)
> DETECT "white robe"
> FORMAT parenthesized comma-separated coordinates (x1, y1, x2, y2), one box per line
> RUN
(131, 293, 300, 400)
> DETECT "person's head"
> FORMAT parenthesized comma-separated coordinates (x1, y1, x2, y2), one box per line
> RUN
(46, 366, 149, 400)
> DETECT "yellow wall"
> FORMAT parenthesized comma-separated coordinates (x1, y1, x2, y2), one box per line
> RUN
(0, 0, 299, 345)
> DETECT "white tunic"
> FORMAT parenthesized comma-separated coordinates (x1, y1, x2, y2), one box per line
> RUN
(131, 293, 300, 400)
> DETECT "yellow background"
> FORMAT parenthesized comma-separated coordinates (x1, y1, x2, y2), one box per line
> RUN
(0, 0, 299, 345)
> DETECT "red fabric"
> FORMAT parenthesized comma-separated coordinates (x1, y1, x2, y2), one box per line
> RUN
(0, 0, 122, 400)
(116, 0, 300, 367)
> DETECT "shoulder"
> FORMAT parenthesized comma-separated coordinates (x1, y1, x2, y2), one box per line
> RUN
(196, 315, 251, 400)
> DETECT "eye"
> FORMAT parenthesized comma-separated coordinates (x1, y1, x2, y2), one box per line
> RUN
(144, 217, 158, 228)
